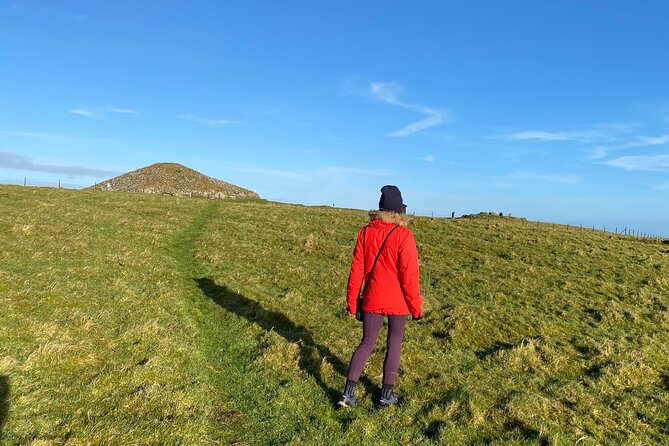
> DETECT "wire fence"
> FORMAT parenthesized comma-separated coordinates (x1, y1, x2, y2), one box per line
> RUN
(416, 210, 665, 240)
(0, 177, 89, 189)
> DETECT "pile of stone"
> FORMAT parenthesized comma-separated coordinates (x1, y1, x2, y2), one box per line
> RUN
(88, 162, 259, 199)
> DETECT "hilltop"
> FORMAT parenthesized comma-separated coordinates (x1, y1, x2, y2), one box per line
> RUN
(1, 185, 668, 445)
(87, 162, 259, 199)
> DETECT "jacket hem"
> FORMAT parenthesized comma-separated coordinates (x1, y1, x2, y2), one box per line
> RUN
(362, 309, 410, 316)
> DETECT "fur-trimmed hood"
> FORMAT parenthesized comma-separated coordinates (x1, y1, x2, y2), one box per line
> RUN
(369, 210, 410, 227)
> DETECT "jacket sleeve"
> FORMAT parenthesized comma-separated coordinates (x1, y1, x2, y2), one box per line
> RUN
(398, 229, 423, 319)
(346, 228, 365, 314)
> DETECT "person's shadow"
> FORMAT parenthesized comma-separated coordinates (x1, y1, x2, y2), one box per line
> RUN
(195, 278, 379, 403)
(0, 375, 9, 438)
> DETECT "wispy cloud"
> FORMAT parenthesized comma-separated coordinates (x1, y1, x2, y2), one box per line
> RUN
(389, 112, 444, 138)
(343, 79, 450, 137)
(368, 81, 448, 137)
(0, 130, 94, 145)
(637, 135, 669, 145)
(655, 182, 669, 190)
(502, 130, 572, 142)
(69, 109, 98, 118)
(369, 81, 403, 105)
(589, 121, 644, 133)
(588, 146, 611, 160)
(68, 106, 137, 118)
(178, 114, 240, 126)
(421, 155, 435, 163)
(106, 107, 137, 115)
(497, 122, 641, 145)
(231, 166, 392, 182)
(494, 172, 581, 184)
(589, 134, 669, 160)
(605, 154, 669, 172)
(0, 151, 118, 178)
(497, 129, 613, 143)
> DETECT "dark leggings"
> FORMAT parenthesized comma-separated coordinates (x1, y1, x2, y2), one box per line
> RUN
(346, 312, 408, 385)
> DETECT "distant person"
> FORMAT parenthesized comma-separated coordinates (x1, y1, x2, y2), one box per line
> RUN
(338, 185, 423, 408)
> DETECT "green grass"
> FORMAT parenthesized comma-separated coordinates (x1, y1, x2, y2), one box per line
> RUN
(1, 185, 668, 445)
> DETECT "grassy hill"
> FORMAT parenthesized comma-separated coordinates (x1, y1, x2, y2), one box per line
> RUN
(1, 185, 668, 445)
(87, 162, 259, 199)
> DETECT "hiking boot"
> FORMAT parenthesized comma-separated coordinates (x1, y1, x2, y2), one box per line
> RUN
(379, 386, 399, 406)
(337, 393, 358, 408)
(336, 379, 358, 409)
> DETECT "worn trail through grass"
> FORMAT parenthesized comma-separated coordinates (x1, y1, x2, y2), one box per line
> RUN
(168, 201, 362, 444)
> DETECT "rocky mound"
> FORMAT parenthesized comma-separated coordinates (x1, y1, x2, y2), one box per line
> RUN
(88, 162, 259, 199)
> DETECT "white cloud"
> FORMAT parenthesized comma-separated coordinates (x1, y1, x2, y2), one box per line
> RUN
(348, 80, 449, 137)
(590, 121, 644, 133)
(231, 166, 392, 182)
(588, 135, 669, 161)
(69, 109, 98, 118)
(106, 107, 137, 115)
(588, 146, 610, 160)
(179, 114, 240, 126)
(497, 122, 642, 145)
(498, 130, 612, 143)
(0, 130, 94, 145)
(605, 154, 669, 172)
(68, 106, 137, 118)
(369, 82, 403, 106)
(637, 135, 669, 145)
(0, 151, 118, 178)
(421, 155, 435, 163)
(504, 131, 571, 141)
(495, 172, 581, 184)
(389, 111, 444, 137)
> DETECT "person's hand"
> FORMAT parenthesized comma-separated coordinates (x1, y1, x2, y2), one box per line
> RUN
(412, 313, 423, 321)
(343, 307, 354, 317)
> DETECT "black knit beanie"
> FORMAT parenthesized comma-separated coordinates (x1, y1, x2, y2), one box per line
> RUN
(379, 185, 406, 214)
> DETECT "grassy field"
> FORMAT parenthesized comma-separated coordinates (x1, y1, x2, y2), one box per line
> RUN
(1, 185, 668, 445)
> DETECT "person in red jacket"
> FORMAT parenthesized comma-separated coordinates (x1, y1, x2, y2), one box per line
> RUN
(337, 185, 423, 408)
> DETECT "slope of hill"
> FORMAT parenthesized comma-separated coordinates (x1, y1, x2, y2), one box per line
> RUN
(1, 185, 667, 445)
(88, 162, 259, 199)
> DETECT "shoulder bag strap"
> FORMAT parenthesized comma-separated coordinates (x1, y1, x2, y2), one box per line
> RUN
(361, 224, 400, 295)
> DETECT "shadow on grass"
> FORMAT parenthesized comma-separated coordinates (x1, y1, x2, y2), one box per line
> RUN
(503, 420, 549, 446)
(475, 342, 515, 360)
(0, 375, 9, 438)
(195, 277, 380, 404)
(661, 374, 669, 391)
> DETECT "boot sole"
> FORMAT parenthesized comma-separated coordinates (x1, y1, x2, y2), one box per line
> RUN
(378, 400, 399, 407)
(336, 400, 354, 409)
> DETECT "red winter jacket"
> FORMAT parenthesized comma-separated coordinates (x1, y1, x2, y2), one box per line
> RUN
(346, 212, 423, 318)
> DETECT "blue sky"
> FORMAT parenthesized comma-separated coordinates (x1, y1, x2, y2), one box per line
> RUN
(2, 1, 668, 236)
